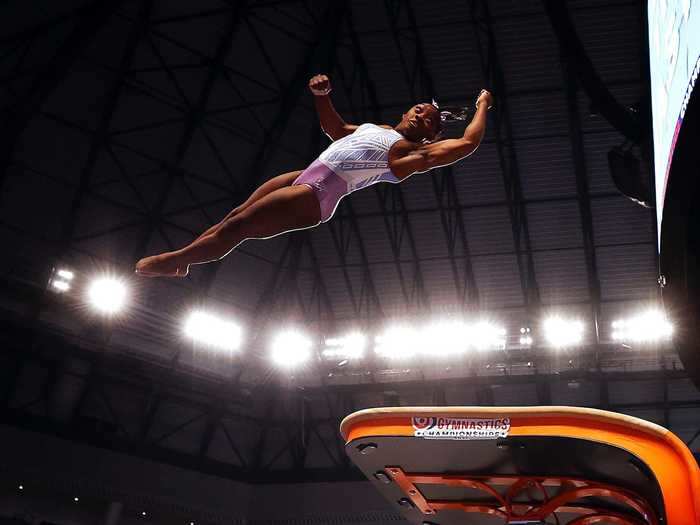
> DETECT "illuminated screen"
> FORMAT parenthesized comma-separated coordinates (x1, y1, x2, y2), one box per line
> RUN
(648, 1, 700, 249)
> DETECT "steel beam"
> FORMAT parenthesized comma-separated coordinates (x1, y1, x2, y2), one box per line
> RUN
(344, 4, 431, 311)
(470, 0, 540, 317)
(384, 0, 479, 309)
(561, 53, 603, 342)
(542, 0, 641, 143)
(0, 0, 124, 193)
(57, 0, 153, 266)
(198, 403, 226, 459)
(251, 395, 277, 472)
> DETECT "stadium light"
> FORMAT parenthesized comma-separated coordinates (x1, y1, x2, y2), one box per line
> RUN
(56, 269, 74, 281)
(422, 320, 470, 357)
(375, 324, 421, 359)
(322, 332, 366, 360)
(184, 310, 243, 352)
(470, 321, 507, 351)
(375, 319, 507, 359)
(423, 319, 506, 354)
(50, 266, 75, 293)
(270, 329, 313, 368)
(519, 327, 533, 346)
(86, 275, 128, 315)
(543, 316, 584, 347)
(51, 279, 71, 292)
(612, 309, 673, 343)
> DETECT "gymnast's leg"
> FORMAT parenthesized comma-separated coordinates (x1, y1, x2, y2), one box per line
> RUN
(188, 170, 303, 245)
(135, 183, 320, 276)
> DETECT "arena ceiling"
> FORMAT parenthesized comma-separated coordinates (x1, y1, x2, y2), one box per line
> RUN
(1, 0, 697, 482)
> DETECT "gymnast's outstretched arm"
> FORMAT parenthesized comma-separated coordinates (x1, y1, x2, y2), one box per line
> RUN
(392, 90, 493, 175)
(309, 74, 359, 140)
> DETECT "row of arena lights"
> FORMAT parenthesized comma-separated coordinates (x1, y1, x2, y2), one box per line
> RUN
(50, 268, 674, 367)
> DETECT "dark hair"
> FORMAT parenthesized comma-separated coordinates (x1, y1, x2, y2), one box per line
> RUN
(428, 99, 471, 143)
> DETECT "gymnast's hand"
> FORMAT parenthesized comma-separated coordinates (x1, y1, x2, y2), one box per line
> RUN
(309, 74, 332, 96)
(476, 89, 494, 109)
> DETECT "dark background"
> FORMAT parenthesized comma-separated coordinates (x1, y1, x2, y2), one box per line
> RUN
(0, 1, 697, 524)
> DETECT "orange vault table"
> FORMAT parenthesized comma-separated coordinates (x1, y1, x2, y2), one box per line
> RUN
(340, 406, 700, 525)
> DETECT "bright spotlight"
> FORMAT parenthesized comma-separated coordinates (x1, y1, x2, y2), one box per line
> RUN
(50, 267, 75, 293)
(323, 332, 366, 359)
(422, 320, 469, 357)
(519, 326, 533, 346)
(87, 276, 128, 314)
(56, 269, 74, 281)
(612, 309, 673, 343)
(270, 329, 313, 368)
(51, 279, 71, 292)
(469, 321, 507, 351)
(375, 320, 506, 359)
(184, 311, 243, 352)
(543, 316, 584, 347)
(375, 325, 421, 359)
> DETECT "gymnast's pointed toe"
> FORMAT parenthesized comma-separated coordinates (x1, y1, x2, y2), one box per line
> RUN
(135, 255, 179, 277)
(135, 257, 158, 277)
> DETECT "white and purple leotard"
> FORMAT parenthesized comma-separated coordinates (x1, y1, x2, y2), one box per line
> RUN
(292, 123, 405, 222)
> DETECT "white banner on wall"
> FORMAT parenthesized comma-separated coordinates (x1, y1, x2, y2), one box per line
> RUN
(648, 0, 700, 249)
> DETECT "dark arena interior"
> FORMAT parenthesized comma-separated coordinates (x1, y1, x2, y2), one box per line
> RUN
(1, 1, 699, 525)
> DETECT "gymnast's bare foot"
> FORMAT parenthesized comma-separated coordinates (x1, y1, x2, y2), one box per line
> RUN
(135, 254, 188, 277)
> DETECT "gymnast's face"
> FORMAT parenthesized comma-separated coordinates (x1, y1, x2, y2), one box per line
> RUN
(400, 103, 441, 142)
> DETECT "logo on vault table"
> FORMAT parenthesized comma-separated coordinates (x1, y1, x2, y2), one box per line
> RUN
(412, 416, 510, 440)
(411, 416, 437, 431)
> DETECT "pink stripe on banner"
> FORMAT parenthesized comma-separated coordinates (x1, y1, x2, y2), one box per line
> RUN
(663, 117, 684, 199)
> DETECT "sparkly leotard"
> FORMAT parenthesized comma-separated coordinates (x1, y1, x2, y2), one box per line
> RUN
(292, 123, 405, 222)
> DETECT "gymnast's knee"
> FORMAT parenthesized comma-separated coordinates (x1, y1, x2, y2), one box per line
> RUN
(217, 211, 265, 241)
(212, 215, 244, 241)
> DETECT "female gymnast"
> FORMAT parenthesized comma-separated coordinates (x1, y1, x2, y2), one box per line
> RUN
(135, 74, 493, 277)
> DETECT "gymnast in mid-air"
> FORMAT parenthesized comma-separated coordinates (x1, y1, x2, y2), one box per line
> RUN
(135, 75, 493, 277)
